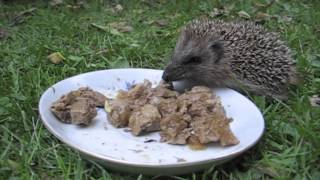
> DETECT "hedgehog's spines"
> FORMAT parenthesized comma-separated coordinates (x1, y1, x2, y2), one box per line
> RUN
(180, 19, 296, 98)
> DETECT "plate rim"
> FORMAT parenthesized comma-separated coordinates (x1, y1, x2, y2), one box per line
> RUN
(38, 68, 265, 168)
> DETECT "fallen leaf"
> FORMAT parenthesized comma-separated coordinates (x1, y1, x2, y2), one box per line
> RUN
(109, 28, 122, 35)
(152, 19, 169, 28)
(66, 1, 86, 9)
(133, 9, 144, 14)
(255, 12, 270, 22)
(9, 7, 37, 27)
(109, 22, 133, 33)
(272, 15, 293, 23)
(254, 164, 280, 178)
(253, 2, 267, 8)
(310, 95, 320, 107)
(114, 4, 123, 12)
(96, 48, 109, 55)
(108, 22, 125, 27)
(30, 162, 37, 167)
(209, 8, 224, 17)
(209, 4, 234, 18)
(91, 23, 122, 36)
(49, 0, 63, 6)
(66, 4, 81, 9)
(224, 4, 235, 14)
(238, 10, 251, 19)
(47, 52, 65, 64)
(0, 28, 10, 40)
(129, 43, 140, 48)
(67, 55, 84, 62)
(91, 22, 133, 34)
(118, 25, 133, 33)
(87, 63, 106, 68)
(91, 23, 109, 31)
(253, 0, 276, 14)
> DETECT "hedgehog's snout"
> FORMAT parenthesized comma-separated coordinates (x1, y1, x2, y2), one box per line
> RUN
(162, 71, 169, 82)
(162, 62, 179, 82)
(162, 67, 172, 82)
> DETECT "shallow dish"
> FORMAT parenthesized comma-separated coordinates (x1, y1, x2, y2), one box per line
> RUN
(39, 68, 265, 175)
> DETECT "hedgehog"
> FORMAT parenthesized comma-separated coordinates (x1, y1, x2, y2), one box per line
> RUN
(162, 19, 297, 100)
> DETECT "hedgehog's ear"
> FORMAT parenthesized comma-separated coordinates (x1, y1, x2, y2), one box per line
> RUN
(209, 41, 224, 63)
(175, 29, 190, 51)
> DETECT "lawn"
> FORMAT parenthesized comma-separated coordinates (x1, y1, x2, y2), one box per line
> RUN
(0, 0, 320, 179)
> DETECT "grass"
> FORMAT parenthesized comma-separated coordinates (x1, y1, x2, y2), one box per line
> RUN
(0, 0, 320, 179)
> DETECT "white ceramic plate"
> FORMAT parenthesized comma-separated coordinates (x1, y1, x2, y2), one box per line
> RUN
(39, 68, 265, 175)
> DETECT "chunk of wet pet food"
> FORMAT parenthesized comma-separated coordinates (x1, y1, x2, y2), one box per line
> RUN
(127, 80, 152, 99)
(51, 87, 105, 125)
(51, 91, 78, 123)
(157, 98, 178, 117)
(160, 113, 191, 144)
(76, 87, 107, 107)
(105, 99, 131, 128)
(129, 104, 161, 135)
(70, 98, 97, 125)
(208, 108, 239, 146)
(160, 86, 239, 146)
(104, 79, 239, 147)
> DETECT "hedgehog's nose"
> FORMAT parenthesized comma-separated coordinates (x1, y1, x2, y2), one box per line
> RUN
(162, 71, 171, 82)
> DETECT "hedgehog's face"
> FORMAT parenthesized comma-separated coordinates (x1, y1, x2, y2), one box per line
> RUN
(162, 36, 224, 83)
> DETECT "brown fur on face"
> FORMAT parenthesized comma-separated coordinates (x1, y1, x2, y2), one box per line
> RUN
(163, 19, 297, 100)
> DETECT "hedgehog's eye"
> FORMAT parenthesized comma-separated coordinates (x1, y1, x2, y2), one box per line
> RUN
(183, 56, 202, 65)
(210, 42, 224, 63)
(210, 42, 223, 50)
